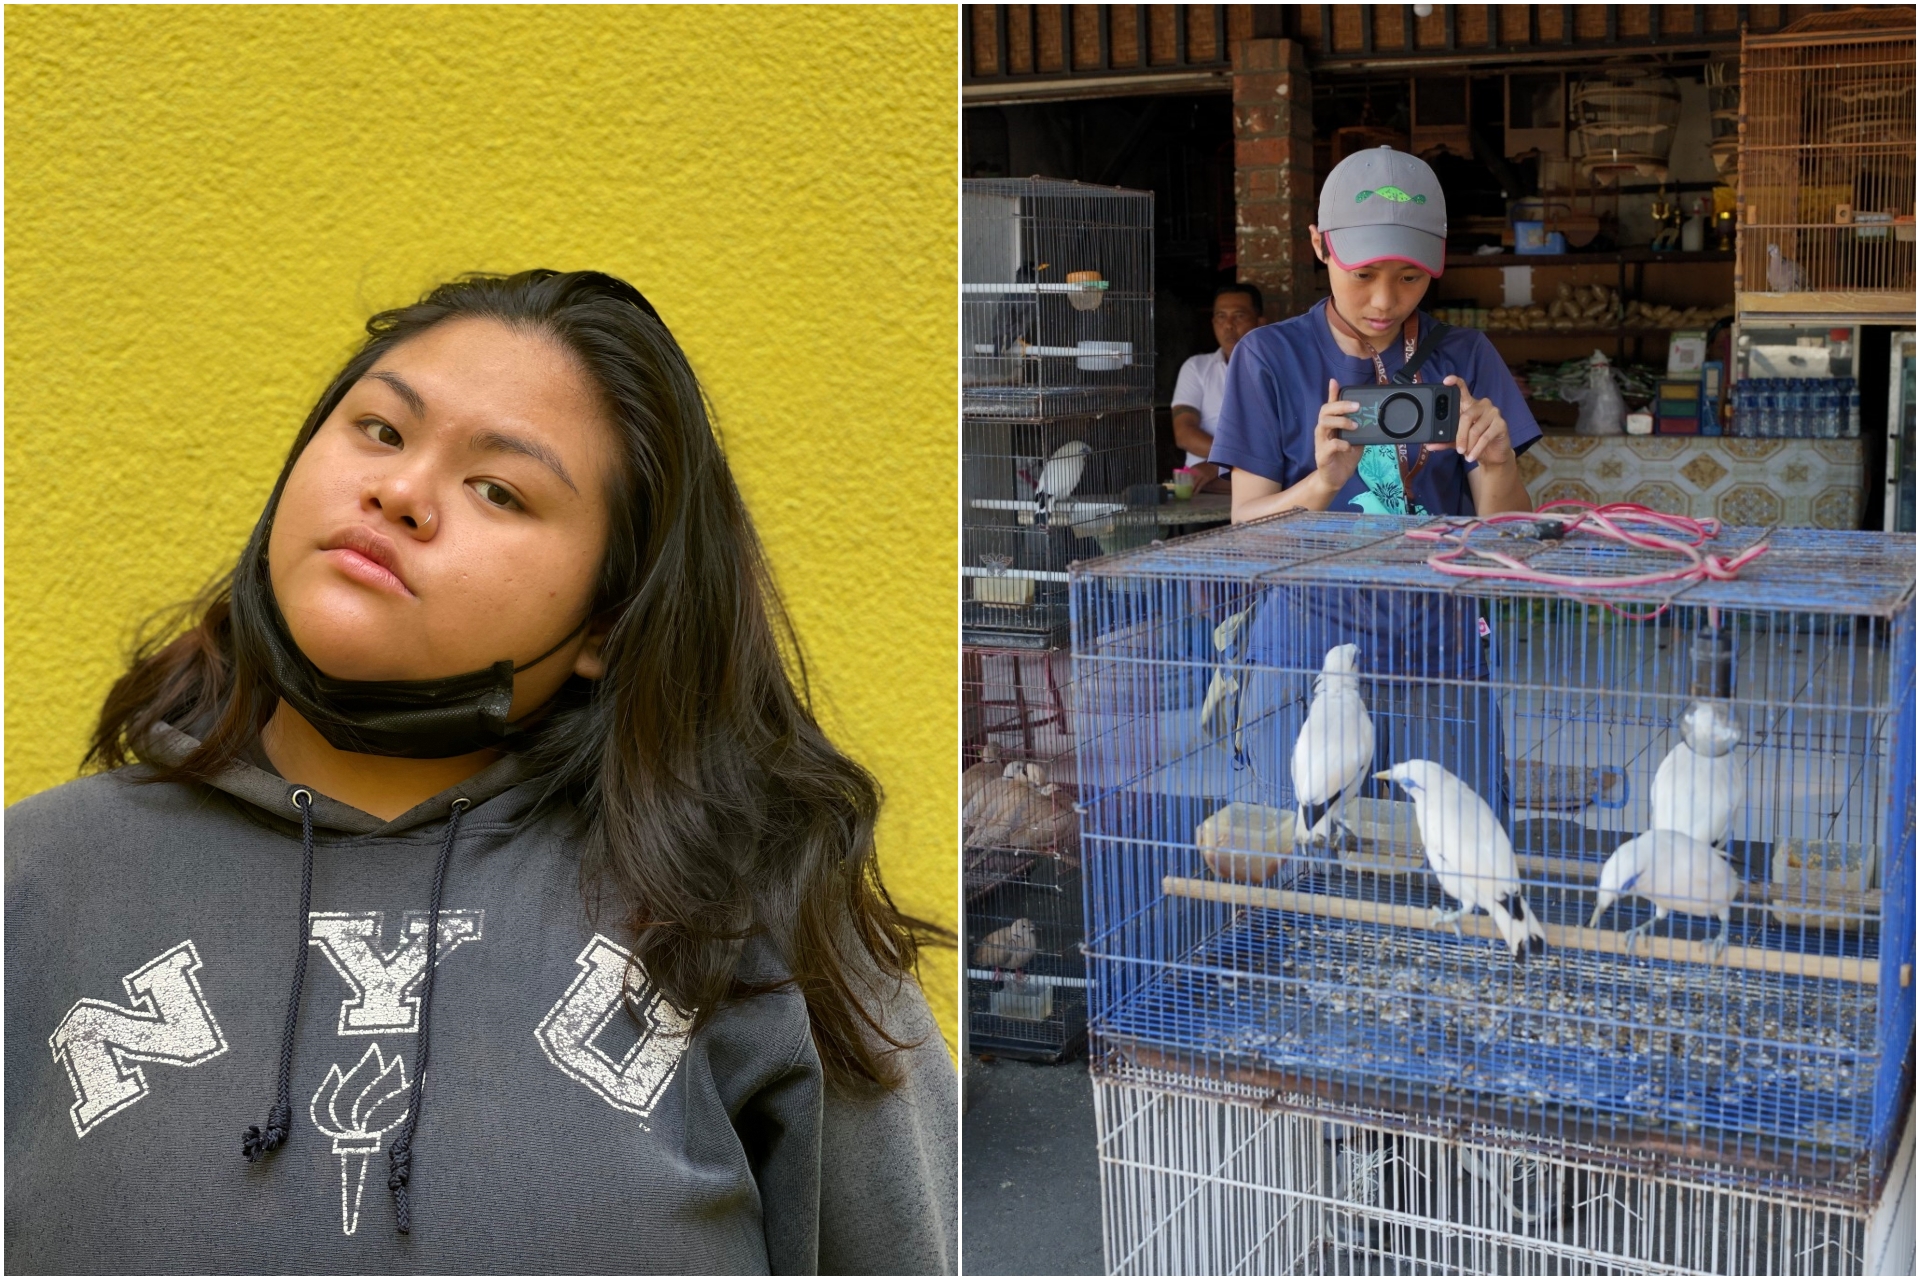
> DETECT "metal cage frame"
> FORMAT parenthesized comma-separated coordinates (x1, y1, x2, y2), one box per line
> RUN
(1070, 511, 1916, 1203)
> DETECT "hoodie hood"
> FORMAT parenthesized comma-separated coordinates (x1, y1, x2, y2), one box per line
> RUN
(142, 721, 546, 837)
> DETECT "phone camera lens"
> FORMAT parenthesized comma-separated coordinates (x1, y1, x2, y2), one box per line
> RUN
(1380, 392, 1424, 439)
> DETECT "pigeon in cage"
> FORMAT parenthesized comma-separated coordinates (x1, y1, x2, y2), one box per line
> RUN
(963, 761, 1041, 846)
(963, 761, 1077, 862)
(1019, 439, 1091, 529)
(973, 916, 1038, 981)
(962, 744, 1007, 813)
(1590, 829, 1742, 958)
(1292, 643, 1376, 849)
(1765, 243, 1804, 293)
(1376, 761, 1547, 961)
(1650, 700, 1745, 849)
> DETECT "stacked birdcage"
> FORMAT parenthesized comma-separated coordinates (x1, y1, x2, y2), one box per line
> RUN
(962, 178, 1156, 1060)
(1071, 510, 1916, 1274)
(963, 647, 1086, 1061)
(1736, 8, 1915, 304)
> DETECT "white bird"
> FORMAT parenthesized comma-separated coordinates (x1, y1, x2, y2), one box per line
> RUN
(1291, 644, 1375, 848)
(1649, 700, 1744, 848)
(1590, 829, 1742, 958)
(1766, 243, 1804, 292)
(1377, 760, 1546, 961)
(973, 917, 1038, 978)
(1026, 439, 1090, 528)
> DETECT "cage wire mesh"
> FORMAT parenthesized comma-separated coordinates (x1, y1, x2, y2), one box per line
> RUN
(1070, 511, 1916, 1208)
(1094, 1072, 1895, 1276)
(964, 407, 1160, 649)
(964, 645, 1087, 1060)
(1736, 10, 1916, 298)
(963, 178, 1155, 419)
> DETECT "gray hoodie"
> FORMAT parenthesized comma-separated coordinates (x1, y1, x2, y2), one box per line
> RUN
(4, 728, 956, 1274)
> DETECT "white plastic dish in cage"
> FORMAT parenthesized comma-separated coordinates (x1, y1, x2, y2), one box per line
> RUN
(965, 340, 1133, 370)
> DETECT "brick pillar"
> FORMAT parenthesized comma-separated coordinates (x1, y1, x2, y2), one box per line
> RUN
(1232, 38, 1318, 321)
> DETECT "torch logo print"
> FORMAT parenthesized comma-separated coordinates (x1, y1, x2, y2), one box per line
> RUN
(309, 1042, 410, 1235)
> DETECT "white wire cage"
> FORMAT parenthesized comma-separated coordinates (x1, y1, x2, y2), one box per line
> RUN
(963, 407, 1160, 649)
(964, 644, 1088, 1061)
(963, 177, 1156, 419)
(1069, 510, 1916, 1206)
(1093, 1071, 1913, 1277)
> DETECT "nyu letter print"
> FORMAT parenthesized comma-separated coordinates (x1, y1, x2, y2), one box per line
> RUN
(308, 910, 484, 1034)
(534, 935, 693, 1122)
(48, 940, 230, 1138)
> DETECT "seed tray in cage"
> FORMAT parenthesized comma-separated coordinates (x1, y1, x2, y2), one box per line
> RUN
(1094, 903, 1881, 1184)
(1510, 760, 1625, 812)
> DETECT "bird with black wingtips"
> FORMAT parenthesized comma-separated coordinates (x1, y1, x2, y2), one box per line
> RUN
(1020, 439, 1090, 530)
(1377, 760, 1546, 961)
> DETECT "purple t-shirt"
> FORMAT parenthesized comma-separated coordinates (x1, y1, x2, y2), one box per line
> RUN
(1210, 299, 1541, 517)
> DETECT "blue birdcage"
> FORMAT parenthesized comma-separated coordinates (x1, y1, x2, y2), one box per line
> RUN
(1070, 509, 1916, 1204)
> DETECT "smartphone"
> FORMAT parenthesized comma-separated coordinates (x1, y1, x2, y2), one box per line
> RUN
(1341, 383, 1458, 446)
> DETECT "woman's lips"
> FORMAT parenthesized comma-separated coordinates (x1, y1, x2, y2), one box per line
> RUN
(1363, 316, 1396, 331)
(324, 546, 415, 598)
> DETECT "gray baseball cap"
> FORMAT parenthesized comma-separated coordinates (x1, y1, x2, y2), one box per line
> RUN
(1318, 147, 1448, 277)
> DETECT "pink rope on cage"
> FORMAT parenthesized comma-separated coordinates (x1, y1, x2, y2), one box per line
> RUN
(1405, 501, 1772, 620)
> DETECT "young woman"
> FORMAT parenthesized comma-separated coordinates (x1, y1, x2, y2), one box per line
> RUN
(4, 270, 955, 1273)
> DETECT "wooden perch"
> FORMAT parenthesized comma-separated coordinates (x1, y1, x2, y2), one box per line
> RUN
(1162, 875, 1878, 986)
(1334, 840, 1883, 916)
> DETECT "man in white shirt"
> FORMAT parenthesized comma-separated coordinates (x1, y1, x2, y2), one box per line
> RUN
(1172, 283, 1265, 494)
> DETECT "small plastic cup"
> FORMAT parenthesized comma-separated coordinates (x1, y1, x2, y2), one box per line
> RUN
(1171, 468, 1196, 501)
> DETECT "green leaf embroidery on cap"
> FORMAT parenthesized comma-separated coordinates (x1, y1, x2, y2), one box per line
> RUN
(1373, 186, 1425, 203)
(1355, 189, 1374, 203)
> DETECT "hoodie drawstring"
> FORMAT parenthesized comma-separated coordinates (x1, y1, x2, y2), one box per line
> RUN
(242, 788, 469, 1238)
(243, 788, 317, 1162)
(388, 796, 467, 1234)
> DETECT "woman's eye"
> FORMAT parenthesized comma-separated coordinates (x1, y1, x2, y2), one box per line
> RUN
(361, 420, 403, 448)
(474, 481, 520, 510)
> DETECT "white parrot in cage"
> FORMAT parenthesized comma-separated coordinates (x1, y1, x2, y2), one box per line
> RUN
(1376, 760, 1547, 962)
(1589, 829, 1742, 958)
(1019, 439, 1090, 529)
(1649, 700, 1744, 848)
(1291, 643, 1375, 849)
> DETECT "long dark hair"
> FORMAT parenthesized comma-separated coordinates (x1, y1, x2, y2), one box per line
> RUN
(89, 269, 945, 1089)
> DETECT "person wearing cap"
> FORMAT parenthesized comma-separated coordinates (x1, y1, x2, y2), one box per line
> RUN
(1170, 283, 1266, 494)
(1206, 148, 1535, 834)
(1210, 146, 1539, 524)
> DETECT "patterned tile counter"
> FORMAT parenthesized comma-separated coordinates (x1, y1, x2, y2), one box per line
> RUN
(1517, 435, 1865, 529)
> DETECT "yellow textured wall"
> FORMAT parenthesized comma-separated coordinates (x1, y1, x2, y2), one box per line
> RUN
(5, 6, 958, 1044)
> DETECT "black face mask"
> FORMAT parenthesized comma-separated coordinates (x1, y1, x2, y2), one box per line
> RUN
(242, 566, 586, 759)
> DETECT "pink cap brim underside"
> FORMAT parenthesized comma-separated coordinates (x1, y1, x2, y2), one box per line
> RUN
(1324, 237, 1444, 278)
